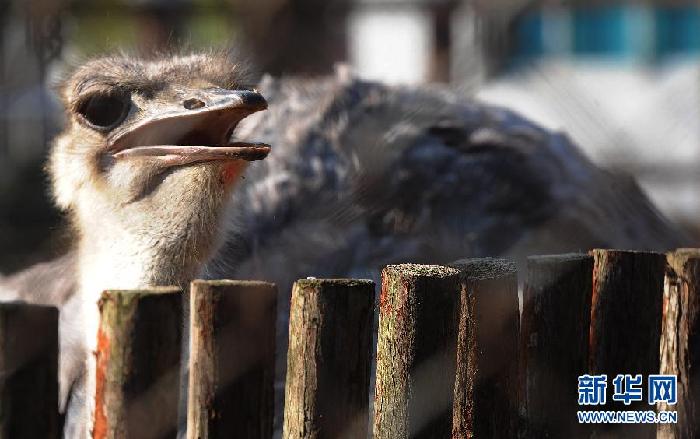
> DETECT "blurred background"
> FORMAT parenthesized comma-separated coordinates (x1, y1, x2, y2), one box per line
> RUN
(1, 0, 699, 273)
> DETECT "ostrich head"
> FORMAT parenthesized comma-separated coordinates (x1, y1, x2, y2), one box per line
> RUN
(48, 53, 270, 288)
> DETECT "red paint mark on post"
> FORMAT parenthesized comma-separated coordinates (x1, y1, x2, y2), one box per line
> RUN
(93, 327, 111, 439)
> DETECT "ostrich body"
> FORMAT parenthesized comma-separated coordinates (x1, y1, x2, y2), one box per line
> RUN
(0, 53, 685, 437)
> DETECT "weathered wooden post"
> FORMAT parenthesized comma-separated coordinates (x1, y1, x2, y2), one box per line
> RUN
(660, 248, 700, 439)
(187, 280, 277, 439)
(589, 249, 666, 438)
(450, 258, 519, 439)
(282, 278, 375, 439)
(92, 287, 182, 439)
(520, 254, 593, 438)
(0, 303, 59, 439)
(373, 264, 461, 439)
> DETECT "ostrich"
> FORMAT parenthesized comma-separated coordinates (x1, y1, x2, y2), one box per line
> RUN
(0, 52, 685, 437)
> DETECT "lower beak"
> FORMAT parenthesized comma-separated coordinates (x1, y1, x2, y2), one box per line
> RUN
(113, 143, 270, 167)
(110, 89, 271, 166)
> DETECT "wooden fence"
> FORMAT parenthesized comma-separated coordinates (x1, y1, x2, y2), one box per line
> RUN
(1, 248, 698, 438)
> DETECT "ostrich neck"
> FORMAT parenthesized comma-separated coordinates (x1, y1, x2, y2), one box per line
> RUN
(74, 210, 202, 355)
(76, 226, 199, 302)
(74, 184, 232, 302)
(73, 197, 217, 352)
(72, 201, 216, 439)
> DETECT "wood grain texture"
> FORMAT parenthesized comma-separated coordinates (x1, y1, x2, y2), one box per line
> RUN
(449, 258, 519, 439)
(520, 254, 592, 438)
(187, 280, 277, 439)
(660, 249, 700, 439)
(373, 264, 461, 439)
(0, 302, 59, 439)
(282, 278, 374, 439)
(92, 287, 182, 439)
(589, 249, 665, 439)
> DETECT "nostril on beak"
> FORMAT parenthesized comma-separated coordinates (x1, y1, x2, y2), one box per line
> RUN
(184, 98, 206, 110)
(237, 91, 267, 110)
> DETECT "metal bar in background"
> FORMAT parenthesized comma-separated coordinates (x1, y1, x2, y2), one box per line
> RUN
(0, 1, 7, 161)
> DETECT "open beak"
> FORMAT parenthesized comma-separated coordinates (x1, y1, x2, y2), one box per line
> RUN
(109, 89, 270, 167)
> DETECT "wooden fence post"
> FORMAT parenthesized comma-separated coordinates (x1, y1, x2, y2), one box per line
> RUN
(0, 303, 59, 439)
(589, 249, 665, 438)
(282, 278, 375, 439)
(450, 258, 519, 439)
(187, 280, 277, 439)
(373, 264, 461, 439)
(520, 254, 592, 438)
(93, 287, 183, 439)
(660, 248, 700, 439)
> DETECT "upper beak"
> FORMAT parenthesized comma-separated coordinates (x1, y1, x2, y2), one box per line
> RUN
(110, 89, 270, 167)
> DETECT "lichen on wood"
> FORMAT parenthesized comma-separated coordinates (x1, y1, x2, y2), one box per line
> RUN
(373, 264, 461, 439)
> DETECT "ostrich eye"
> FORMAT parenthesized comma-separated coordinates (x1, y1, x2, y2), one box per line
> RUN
(78, 92, 130, 130)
